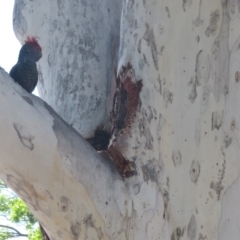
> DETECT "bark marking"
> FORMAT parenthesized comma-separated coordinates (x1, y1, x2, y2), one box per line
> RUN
(165, 7, 170, 18)
(163, 88, 173, 107)
(187, 214, 197, 240)
(193, 0, 203, 27)
(200, 86, 210, 114)
(112, 63, 142, 133)
(60, 196, 69, 212)
(182, 0, 192, 12)
(104, 147, 136, 178)
(143, 24, 159, 70)
(171, 227, 185, 240)
(224, 132, 232, 148)
(196, 50, 211, 85)
(211, 111, 223, 130)
(210, 152, 225, 200)
(205, 10, 220, 37)
(188, 77, 197, 103)
(83, 214, 104, 240)
(211, 3, 230, 101)
(108, 63, 142, 177)
(172, 150, 182, 167)
(144, 128, 153, 150)
(194, 120, 201, 147)
(7, 174, 52, 216)
(13, 123, 34, 150)
(190, 160, 200, 184)
(70, 221, 81, 240)
(235, 71, 240, 88)
(142, 159, 162, 184)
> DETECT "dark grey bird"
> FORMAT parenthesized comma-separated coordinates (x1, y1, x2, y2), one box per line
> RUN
(9, 37, 42, 93)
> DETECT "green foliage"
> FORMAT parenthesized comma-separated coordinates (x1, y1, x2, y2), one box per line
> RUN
(29, 228, 42, 240)
(0, 231, 11, 240)
(0, 180, 42, 240)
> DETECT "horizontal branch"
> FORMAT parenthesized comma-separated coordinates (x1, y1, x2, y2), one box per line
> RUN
(0, 224, 28, 237)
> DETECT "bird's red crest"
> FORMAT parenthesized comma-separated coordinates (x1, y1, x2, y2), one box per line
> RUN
(25, 36, 42, 51)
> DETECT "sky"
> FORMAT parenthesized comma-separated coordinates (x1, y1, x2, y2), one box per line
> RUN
(0, 0, 20, 72)
(0, 1, 32, 239)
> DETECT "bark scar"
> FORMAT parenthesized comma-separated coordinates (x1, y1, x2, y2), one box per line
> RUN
(13, 123, 34, 150)
(111, 63, 142, 135)
(104, 146, 136, 178)
(105, 63, 142, 178)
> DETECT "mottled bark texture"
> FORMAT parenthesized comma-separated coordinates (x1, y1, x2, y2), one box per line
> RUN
(116, 0, 240, 239)
(13, 0, 122, 138)
(0, 69, 122, 240)
(2, 0, 240, 239)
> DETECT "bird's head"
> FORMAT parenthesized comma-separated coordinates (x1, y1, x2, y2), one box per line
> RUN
(19, 37, 42, 62)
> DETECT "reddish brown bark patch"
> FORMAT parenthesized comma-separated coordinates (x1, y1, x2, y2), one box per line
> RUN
(104, 63, 142, 178)
(111, 63, 142, 135)
(105, 146, 136, 178)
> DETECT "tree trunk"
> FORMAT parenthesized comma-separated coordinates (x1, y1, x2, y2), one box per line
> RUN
(0, 0, 239, 239)
(40, 224, 51, 240)
(13, 0, 122, 138)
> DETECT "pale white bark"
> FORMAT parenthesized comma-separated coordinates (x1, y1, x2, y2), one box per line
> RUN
(4, 0, 240, 240)
(13, 0, 122, 137)
(116, 0, 240, 239)
(0, 69, 127, 240)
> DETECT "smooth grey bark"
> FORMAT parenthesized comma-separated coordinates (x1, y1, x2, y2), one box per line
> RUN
(13, 0, 122, 138)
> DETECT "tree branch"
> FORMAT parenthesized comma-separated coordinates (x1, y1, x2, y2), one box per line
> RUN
(0, 69, 125, 239)
(0, 224, 28, 237)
